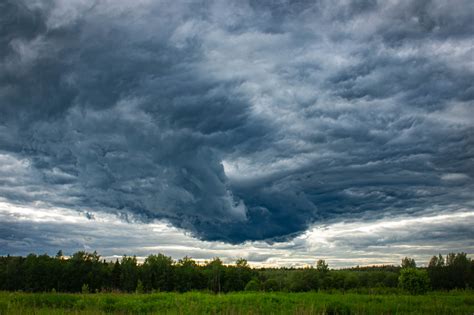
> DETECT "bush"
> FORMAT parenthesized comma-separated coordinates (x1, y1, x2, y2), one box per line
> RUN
(244, 279, 260, 291)
(399, 268, 430, 294)
(263, 278, 280, 292)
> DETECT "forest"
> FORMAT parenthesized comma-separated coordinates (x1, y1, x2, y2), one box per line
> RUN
(0, 251, 472, 295)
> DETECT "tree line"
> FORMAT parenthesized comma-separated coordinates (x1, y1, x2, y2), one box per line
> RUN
(0, 251, 472, 294)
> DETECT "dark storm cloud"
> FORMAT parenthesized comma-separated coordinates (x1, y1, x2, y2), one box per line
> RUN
(0, 0, 473, 244)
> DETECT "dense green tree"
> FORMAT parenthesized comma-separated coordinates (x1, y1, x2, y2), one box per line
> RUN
(429, 254, 445, 268)
(316, 259, 329, 273)
(0, 251, 470, 293)
(401, 257, 417, 269)
(142, 254, 174, 292)
(111, 260, 122, 291)
(244, 279, 260, 291)
(120, 256, 138, 292)
(428, 254, 446, 290)
(343, 272, 358, 290)
(399, 268, 430, 294)
(286, 269, 319, 292)
(235, 258, 253, 290)
(175, 256, 204, 292)
(223, 258, 254, 292)
(262, 278, 280, 292)
(316, 260, 330, 290)
(206, 258, 224, 293)
(446, 252, 471, 289)
(428, 253, 473, 290)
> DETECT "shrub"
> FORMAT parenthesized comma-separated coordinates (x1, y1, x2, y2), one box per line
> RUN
(398, 268, 430, 294)
(244, 279, 260, 291)
(263, 278, 280, 292)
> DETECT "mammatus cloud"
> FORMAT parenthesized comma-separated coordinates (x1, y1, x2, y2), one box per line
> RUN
(0, 1, 473, 247)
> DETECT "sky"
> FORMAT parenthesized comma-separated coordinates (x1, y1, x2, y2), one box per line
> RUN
(0, 0, 473, 268)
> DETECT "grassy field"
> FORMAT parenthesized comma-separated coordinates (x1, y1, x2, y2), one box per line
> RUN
(0, 291, 473, 314)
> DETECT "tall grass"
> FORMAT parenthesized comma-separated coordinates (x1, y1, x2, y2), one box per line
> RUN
(0, 290, 473, 314)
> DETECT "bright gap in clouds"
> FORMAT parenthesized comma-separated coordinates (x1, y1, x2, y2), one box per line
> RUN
(1, 199, 472, 268)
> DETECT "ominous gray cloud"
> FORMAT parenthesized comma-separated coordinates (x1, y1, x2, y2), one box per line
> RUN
(1, 200, 473, 267)
(0, 0, 473, 245)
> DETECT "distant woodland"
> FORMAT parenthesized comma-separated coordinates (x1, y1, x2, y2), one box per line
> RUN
(0, 251, 472, 294)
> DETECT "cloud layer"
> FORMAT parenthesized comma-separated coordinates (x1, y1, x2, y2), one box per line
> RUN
(0, 0, 473, 245)
(2, 198, 473, 267)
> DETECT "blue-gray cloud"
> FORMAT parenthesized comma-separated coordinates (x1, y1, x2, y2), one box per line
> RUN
(0, 0, 473, 244)
(1, 200, 473, 267)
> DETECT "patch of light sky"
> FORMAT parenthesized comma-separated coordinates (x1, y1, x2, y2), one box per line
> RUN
(1, 198, 472, 268)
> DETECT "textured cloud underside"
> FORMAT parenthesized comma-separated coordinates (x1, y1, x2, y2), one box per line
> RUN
(0, 0, 473, 243)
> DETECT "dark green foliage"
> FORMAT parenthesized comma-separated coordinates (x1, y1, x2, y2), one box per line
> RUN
(206, 257, 224, 293)
(64, 251, 104, 292)
(111, 259, 121, 290)
(288, 269, 318, 292)
(446, 253, 472, 289)
(401, 257, 417, 269)
(399, 268, 430, 294)
(175, 256, 205, 292)
(343, 273, 359, 290)
(317, 259, 329, 273)
(120, 256, 138, 292)
(223, 258, 253, 292)
(142, 254, 174, 292)
(244, 279, 260, 291)
(0, 251, 471, 294)
(428, 252, 474, 290)
(262, 278, 280, 292)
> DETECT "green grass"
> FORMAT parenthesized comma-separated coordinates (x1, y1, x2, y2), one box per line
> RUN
(0, 291, 473, 314)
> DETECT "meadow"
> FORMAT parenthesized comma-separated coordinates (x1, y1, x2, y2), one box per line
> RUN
(1, 290, 474, 315)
